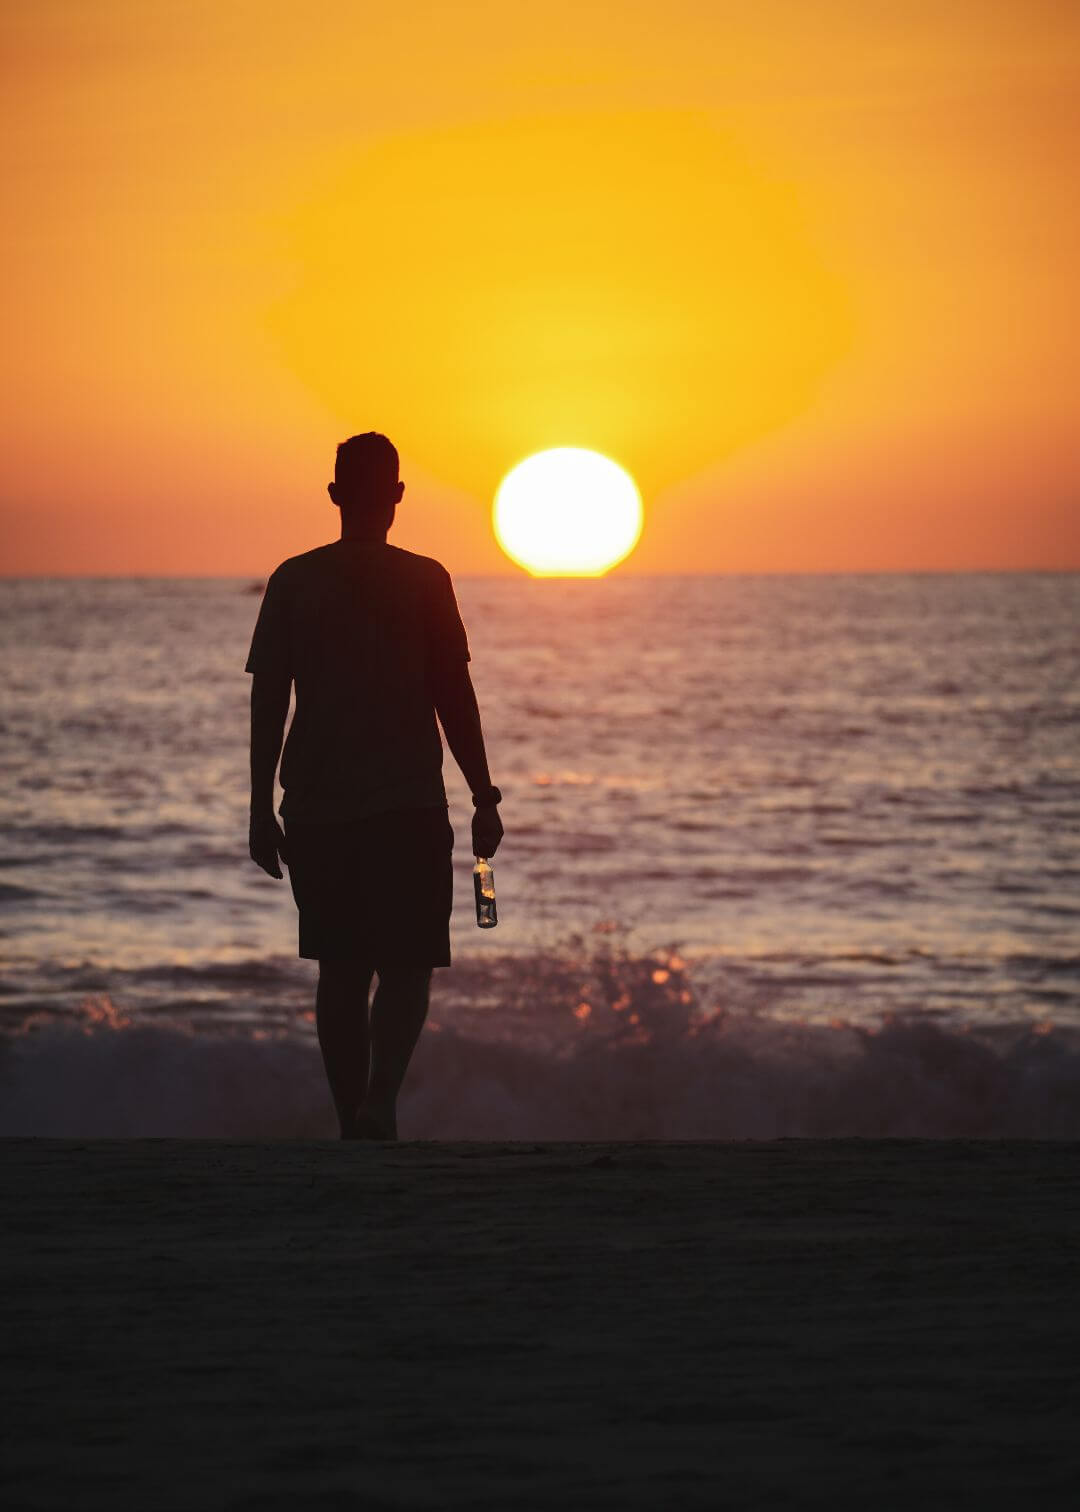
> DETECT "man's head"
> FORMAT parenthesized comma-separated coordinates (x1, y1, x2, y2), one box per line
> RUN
(328, 432, 404, 530)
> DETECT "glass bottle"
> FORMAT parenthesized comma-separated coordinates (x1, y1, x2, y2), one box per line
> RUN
(473, 857, 497, 928)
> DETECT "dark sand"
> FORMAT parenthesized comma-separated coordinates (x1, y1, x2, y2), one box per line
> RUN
(3, 1139, 1078, 1510)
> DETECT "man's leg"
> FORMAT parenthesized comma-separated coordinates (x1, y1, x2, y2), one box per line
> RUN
(361, 966, 433, 1140)
(315, 958, 374, 1139)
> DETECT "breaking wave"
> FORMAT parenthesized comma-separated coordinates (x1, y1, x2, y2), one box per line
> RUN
(2, 940, 1077, 1139)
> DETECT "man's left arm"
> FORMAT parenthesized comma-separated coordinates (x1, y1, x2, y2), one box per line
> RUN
(249, 671, 291, 877)
(432, 660, 504, 858)
(426, 565, 503, 858)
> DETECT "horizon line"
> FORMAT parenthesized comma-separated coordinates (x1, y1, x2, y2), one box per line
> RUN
(1, 567, 1077, 582)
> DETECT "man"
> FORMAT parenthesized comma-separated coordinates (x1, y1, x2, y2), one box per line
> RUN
(246, 432, 503, 1141)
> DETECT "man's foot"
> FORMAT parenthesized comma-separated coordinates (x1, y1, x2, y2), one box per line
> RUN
(352, 1096, 398, 1141)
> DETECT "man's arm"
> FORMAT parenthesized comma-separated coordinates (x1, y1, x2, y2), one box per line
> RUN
(432, 661, 503, 857)
(248, 670, 291, 878)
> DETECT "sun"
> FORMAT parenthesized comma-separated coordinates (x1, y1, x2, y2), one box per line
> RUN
(493, 448, 643, 577)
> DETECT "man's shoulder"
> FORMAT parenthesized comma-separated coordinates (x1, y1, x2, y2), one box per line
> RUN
(383, 545, 453, 584)
(266, 543, 339, 583)
(378, 541, 441, 568)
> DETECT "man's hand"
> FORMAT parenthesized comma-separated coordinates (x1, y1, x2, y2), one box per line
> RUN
(249, 810, 288, 879)
(471, 802, 503, 859)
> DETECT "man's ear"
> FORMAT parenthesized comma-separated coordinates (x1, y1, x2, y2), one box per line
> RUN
(394, 480, 405, 503)
(328, 482, 339, 507)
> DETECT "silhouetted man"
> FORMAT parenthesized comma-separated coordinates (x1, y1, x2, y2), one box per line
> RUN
(246, 433, 503, 1140)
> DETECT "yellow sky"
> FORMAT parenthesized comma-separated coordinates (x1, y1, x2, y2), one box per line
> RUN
(2, 1, 1078, 574)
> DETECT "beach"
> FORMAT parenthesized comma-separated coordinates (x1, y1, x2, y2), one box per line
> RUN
(3, 1137, 1077, 1509)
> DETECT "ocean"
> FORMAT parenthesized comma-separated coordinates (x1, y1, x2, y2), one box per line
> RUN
(2, 571, 1078, 1137)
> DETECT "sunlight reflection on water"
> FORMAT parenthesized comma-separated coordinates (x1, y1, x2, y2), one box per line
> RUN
(1, 572, 1078, 1037)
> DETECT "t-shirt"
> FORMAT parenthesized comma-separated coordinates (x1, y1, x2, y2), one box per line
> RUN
(244, 540, 471, 824)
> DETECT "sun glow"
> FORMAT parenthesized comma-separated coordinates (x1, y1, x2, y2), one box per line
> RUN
(493, 449, 643, 577)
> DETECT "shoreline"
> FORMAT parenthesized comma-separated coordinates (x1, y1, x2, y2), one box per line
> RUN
(4, 1137, 1078, 1508)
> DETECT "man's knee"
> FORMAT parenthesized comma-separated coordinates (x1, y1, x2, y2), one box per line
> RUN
(375, 966, 433, 1000)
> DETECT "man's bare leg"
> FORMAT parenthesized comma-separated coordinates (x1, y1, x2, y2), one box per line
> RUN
(360, 966, 433, 1140)
(315, 959, 374, 1139)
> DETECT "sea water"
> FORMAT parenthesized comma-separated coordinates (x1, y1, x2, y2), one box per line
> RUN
(1, 572, 1078, 1136)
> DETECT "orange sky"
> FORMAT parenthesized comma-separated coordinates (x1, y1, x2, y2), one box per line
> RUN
(2, 0, 1078, 575)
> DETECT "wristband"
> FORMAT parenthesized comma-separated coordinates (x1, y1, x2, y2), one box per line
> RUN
(471, 785, 502, 807)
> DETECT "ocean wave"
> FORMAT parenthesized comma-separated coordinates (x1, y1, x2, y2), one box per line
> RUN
(1, 945, 1076, 1139)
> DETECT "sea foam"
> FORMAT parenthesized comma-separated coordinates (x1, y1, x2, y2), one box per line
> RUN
(2, 947, 1075, 1139)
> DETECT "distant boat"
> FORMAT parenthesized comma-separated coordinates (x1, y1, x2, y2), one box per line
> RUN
(244, 580, 265, 594)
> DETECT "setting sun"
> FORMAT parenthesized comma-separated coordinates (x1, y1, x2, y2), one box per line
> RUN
(493, 449, 644, 577)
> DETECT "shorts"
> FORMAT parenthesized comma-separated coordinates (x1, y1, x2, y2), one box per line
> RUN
(283, 805, 454, 966)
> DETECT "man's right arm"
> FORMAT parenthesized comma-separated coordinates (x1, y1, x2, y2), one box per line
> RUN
(245, 567, 292, 878)
(432, 661, 503, 857)
(248, 670, 291, 877)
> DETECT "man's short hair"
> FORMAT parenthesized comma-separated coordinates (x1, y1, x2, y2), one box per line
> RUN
(335, 433, 399, 497)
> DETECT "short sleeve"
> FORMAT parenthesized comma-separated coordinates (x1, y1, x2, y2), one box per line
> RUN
(426, 566, 471, 673)
(244, 568, 292, 679)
